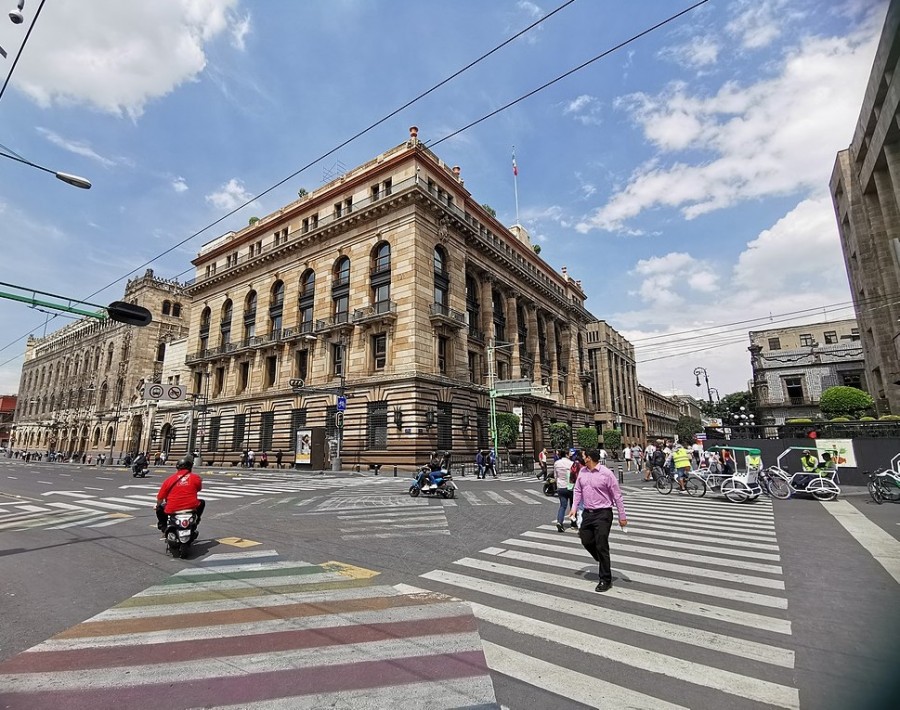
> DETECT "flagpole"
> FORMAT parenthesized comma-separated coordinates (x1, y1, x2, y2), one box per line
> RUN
(512, 146, 520, 225)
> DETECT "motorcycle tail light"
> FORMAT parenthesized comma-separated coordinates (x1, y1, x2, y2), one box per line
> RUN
(180, 519, 190, 528)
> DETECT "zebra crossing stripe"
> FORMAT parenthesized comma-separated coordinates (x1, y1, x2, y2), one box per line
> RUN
(609, 520, 779, 547)
(341, 530, 451, 540)
(340, 521, 447, 533)
(471, 604, 799, 708)
(499, 538, 785, 589)
(520, 488, 550, 500)
(418, 570, 794, 668)
(520, 531, 784, 574)
(498, 490, 541, 505)
(620, 507, 777, 535)
(483, 548, 788, 608)
(482, 641, 688, 710)
(483, 491, 513, 505)
(450, 557, 791, 633)
(461, 492, 484, 506)
(561, 527, 782, 560)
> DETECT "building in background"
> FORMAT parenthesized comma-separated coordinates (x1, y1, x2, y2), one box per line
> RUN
(748, 319, 865, 425)
(12, 271, 189, 459)
(830, 0, 900, 414)
(174, 127, 594, 467)
(0, 395, 16, 449)
(584, 320, 642, 442)
(671, 394, 704, 422)
(638, 384, 678, 441)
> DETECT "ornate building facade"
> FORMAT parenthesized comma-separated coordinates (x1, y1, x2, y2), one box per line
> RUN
(12, 271, 190, 459)
(638, 384, 679, 441)
(167, 127, 594, 467)
(830, 0, 900, 414)
(584, 320, 643, 442)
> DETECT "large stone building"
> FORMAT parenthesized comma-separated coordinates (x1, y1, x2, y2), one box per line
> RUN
(0, 394, 15, 449)
(12, 271, 190, 459)
(584, 320, 642, 442)
(748, 319, 865, 424)
(830, 0, 900, 414)
(638, 384, 679, 441)
(169, 127, 594, 467)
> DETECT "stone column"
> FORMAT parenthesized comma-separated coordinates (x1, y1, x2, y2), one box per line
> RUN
(480, 278, 494, 344)
(505, 292, 521, 378)
(526, 305, 540, 387)
(546, 318, 559, 396)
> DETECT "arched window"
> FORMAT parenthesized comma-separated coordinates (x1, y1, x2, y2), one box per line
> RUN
(220, 299, 233, 345)
(244, 291, 257, 340)
(172, 303, 182, 318)
(332, 258, 350, 322)
(98, 383, 108, 410)
(433, 246, 449, 314)
(156, 342, 166, 362)
(299, 270, 315, 333)
(199, 306, 211, 350)
(492, 289, 506, 342)
(270, 281, 285, 334)
(371, 243, 391, 309)
(106, 343, 114, 370)
(162, 300, 171, 316)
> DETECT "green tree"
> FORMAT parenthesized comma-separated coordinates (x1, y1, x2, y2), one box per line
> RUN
(496, 412, 520, 449)
(700, 391, 756, 421)
(297, 187, 308, 198)
(549, 422, 570, 451)
(602, 428, 622, 454)
(576, 426, 598, 450)
(532, 244, 542, 255)
(819, 386, 873, 418)
(675, 416, 703, 445)
(481, 203, 497, 218)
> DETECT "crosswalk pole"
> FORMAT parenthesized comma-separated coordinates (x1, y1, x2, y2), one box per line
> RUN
(618, 463, 624, 484)
(393, 465, 397, 477)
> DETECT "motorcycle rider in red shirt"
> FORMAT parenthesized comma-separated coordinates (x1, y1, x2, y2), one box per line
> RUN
(155, 456, 205, 531)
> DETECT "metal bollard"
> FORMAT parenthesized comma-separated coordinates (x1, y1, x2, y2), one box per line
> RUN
(393, 465, 397, 477)
(618, 465, 624, 484)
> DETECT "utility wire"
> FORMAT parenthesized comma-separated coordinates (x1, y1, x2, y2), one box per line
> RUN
(0, 0, 47, 105)
(0, 0, 578, 359)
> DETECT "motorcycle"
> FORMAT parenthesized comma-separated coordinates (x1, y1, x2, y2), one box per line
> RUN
(409, 466, 457, 499)
(543, 474, 557, 496)
(164, 509, 199, 558)
(132, 461, 149, 478)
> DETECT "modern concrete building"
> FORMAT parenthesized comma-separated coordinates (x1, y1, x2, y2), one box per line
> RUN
(12, 271, 190, 459)
(172, 127, 594, 467)
(638, 384, 679, 441)
(830, 0, 900, 414)
(748, 319, 865, 424)
(584, 320, 642, 442)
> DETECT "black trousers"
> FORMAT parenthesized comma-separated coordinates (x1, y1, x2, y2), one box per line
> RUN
(579, 508, 613, 584)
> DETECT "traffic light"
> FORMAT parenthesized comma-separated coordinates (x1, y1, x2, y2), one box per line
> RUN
(334, 411, 344, 429)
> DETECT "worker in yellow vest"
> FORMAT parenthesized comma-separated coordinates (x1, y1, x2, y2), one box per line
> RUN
(746, 449, 763, 472)
(672, 444, 693, 493)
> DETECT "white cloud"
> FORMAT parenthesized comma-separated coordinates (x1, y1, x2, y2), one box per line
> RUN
(205, 178, 254, 210)
(517, 1, 542, 18)
(9, 0, 246, 119)
(230, 12, 251, 50)
(36, 127, 116, 167)
(661, 35, 721, 68)
(562, 94, 603, 126)
(726, 0, 797, 49)
(578, 25, 880, 233)
(172, 177, 189, 193)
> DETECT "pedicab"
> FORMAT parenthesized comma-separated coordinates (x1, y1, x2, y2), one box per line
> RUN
(764, 446, 841, 501)
(697, 446, 765, 503)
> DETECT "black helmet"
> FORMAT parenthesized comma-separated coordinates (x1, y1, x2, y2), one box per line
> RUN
(176, 456, 194, 471)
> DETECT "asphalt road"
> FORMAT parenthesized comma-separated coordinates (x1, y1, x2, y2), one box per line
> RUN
(1, 458, 899, 709)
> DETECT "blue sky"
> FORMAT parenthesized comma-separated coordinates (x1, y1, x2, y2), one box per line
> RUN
(0, 0, 888, 399)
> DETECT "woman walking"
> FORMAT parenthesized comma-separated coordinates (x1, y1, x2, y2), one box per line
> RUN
(553, 449, 574, 532)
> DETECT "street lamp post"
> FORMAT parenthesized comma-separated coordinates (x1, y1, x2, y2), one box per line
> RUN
(0, 150, 92, 189)
(693, 367, 713, 404)
(709, 387, 720, 402)
(108, 381, 122, 465)
(487, 340, 516, 458)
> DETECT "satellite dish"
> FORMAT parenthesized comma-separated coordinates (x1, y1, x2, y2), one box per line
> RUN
(107, 301, 153, 327)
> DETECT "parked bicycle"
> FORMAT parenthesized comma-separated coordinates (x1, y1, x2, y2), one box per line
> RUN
(867, 468, 900, 504)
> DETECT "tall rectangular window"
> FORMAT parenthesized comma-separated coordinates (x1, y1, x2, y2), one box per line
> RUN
(239, 362, 250, 393)
(767, 337, 781, 351)
(372, 334, 386, 370)
(295, 350, 309, 380)
(437, 402, 453, 450)
(207, 416, 221, 452)
(784, 377, 805, 404)
(468, 351, 477, 382)
(366, 401, 388, 450)
(259, 411, 274, 452)
(437, 336, 448, 374)
(265, 355, 277, 388)
(232, 413, 246, 451)
(476, 407, 489, 449)
(824, 331, 838, 345)
(333, 344, 344, 378)
(214, 366, 225, 397)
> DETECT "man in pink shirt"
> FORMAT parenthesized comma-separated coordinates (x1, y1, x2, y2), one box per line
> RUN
(569, 448, 628, 592)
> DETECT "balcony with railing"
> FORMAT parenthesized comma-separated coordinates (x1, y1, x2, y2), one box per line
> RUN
(429, 302, 467, 329)
(467, 327, 485, 344)
(352, 300, 397, 326)
(314, 313, 354, 336)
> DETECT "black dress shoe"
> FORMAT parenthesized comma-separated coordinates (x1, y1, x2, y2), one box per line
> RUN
(595, 581, 612, 593)
(556, 522, 565, 533)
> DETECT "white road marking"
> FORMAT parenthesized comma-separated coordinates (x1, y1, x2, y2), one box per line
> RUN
(821, 500, 900, 585)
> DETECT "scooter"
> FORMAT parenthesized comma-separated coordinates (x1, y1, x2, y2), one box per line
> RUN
(164, 509, 199, 558)
(132, 462, 149, 478)
(543, 474, 557, 496)
(409, 466, 458, 499)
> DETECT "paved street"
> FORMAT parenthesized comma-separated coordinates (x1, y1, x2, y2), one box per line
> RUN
(1, 460, 899, 708)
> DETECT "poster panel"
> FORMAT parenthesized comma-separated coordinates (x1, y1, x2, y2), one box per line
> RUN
(295, 429, 312, 465)
(816, 438, 856, 468)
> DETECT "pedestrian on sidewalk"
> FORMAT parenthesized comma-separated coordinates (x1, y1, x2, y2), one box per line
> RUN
(276, 450, 284, 468)
(484, 449, 497, 478)
(569, 448, 627, 593)
(537, 447, 548, 480)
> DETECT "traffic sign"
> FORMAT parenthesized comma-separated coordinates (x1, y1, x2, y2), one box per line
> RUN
(141, 383, 185, 401)
(336, 395, 347, 412)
